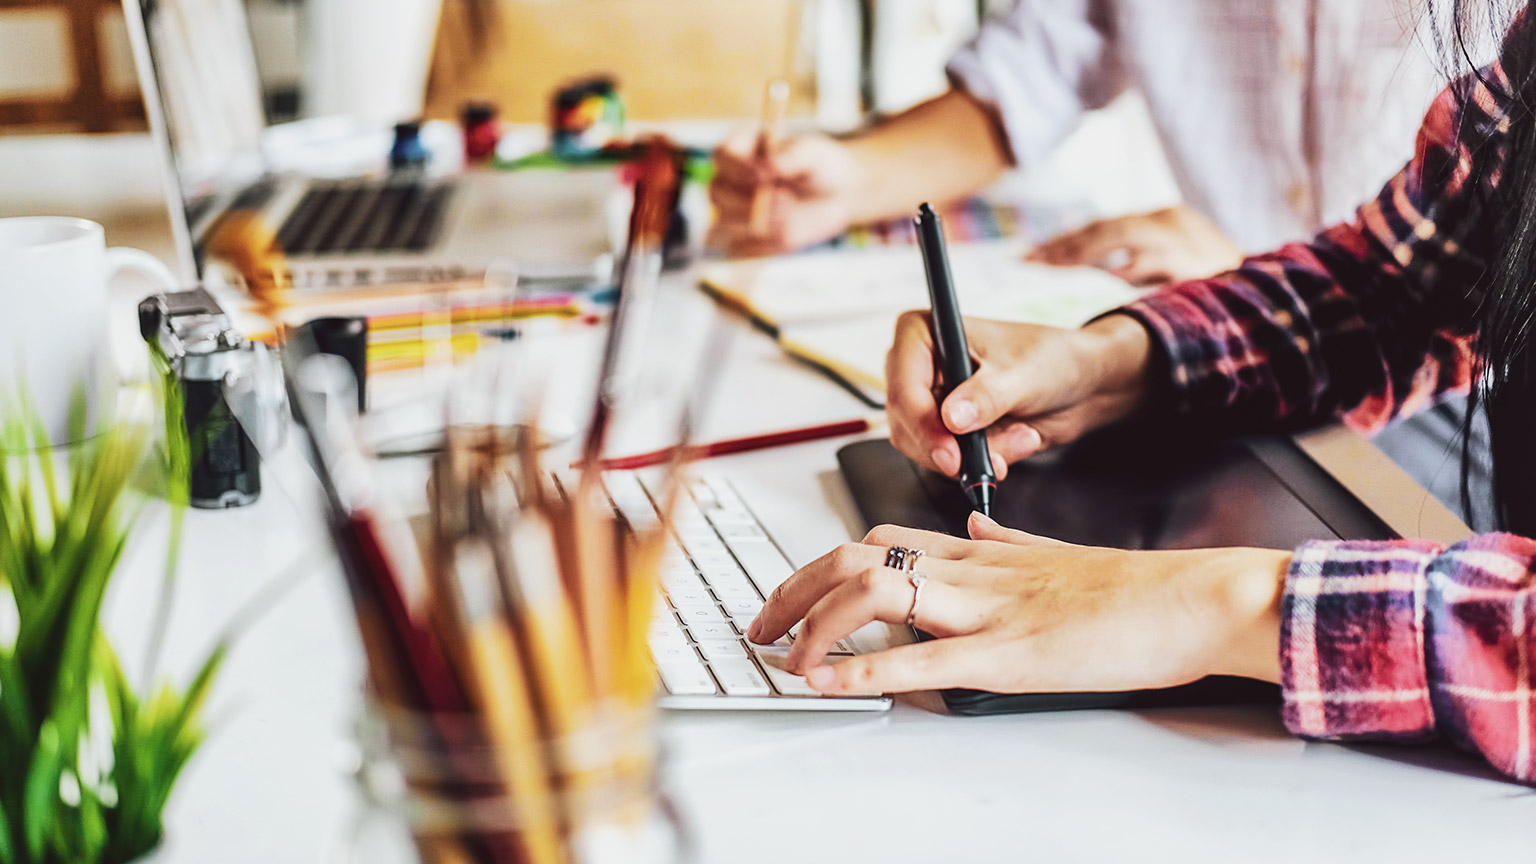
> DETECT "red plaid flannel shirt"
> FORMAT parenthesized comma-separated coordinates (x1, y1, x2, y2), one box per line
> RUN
(1119, 50, 1536, 784)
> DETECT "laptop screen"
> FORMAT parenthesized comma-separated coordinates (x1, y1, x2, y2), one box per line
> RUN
(135, 1, 267, 203)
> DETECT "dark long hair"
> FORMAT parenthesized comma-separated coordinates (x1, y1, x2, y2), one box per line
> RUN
(1439, 2, 1536, 535)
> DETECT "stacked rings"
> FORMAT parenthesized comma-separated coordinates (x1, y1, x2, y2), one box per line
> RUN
(883, 546, 926, 572)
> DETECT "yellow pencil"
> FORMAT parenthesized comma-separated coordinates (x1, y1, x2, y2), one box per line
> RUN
(750, 78, 791, 236)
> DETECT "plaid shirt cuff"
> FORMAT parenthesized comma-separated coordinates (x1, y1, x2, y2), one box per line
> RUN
(1280, 539, 1443, 741)
(1114, 289, 1228, 417)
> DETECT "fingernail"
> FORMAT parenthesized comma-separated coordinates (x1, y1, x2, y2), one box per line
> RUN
(1013, 426, 1042, 452)
(947, 400, 977, 430)
(785, 648, 805, 674)
(746, 617, 762, 641)
(930, 447, 957, 476)
(805, 665, 836, 691)
(970, 510, 997, 527)
(990, 451, 1006, 476)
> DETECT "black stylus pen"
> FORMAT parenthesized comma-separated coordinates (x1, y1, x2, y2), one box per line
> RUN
(915, 202, 996, 517)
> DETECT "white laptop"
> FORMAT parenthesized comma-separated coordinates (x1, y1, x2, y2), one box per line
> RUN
(121, 0, 614, 290)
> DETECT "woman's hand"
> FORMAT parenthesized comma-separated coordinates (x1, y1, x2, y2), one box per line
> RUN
(707, 131, 864, 256)
(746, 514, 1288, 696)
(1026, 206, 1245, 286)
(886, 311, 1154, 480)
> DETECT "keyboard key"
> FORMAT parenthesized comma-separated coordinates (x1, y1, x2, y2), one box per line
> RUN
(685, 622, 736, 642)
(697, 564, 754, 595)
(686, 478, 719, 509)
(710, 657, 772, 697)
(728, 541, 795, 596)
(713, 583, 761, 602)
(715, 522, 767, 541)
(662, 566, 704, 594)
(702, 502, 757, 525)
(657, 661, 717, 696)
(664, 584, 715, 606)
(695, 639, 749, 661)
(720, 596, 764, 621)
(650, 643, 698, 664)
(693, 551, 744, 573)
(603, 472, 661, 529)
(760, 662, 819, 697)
(682, 533, 729, 557)
(701, 475, 747, 510)
(677, 605, 728, 628)
(648, 622, 688, 647)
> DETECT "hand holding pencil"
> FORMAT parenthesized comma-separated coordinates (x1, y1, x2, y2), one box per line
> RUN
(707, 82, 866, 256)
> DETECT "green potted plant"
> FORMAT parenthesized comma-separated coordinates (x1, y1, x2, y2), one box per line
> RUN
(0, 386, 222, 864)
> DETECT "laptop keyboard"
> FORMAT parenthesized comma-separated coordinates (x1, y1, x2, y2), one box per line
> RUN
(563, 470, 888, 710)
(277, 180, 454, 256)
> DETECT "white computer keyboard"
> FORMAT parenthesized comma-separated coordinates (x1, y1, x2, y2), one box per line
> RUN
(579, 470, 892, 711)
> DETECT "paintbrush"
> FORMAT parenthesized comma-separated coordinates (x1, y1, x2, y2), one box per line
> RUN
(564, 141, 680, 693)
(286, 351, 467, 713)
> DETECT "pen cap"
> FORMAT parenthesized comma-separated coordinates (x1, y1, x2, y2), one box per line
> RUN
(914, 203, 975, 392)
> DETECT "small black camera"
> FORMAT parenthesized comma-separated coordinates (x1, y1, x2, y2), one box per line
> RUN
(139, 288, 279, 508)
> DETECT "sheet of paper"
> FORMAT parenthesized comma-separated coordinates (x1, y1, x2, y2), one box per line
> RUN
(775, 257, 1141, 402)
(699, 240, 1137, 328)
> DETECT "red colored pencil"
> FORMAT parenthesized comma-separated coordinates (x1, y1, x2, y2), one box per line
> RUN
(589, 417, 873, 472)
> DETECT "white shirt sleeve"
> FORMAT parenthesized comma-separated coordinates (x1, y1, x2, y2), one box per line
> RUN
(946, 0, 1129, 173)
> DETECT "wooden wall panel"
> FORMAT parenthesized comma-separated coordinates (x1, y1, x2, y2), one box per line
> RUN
(0, 0, 147, 134)
(426, 0, 813, 123)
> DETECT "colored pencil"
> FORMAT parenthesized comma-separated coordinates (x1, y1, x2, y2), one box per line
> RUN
(589, 417, 875, 471)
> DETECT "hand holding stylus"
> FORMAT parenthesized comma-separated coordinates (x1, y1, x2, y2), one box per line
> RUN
(883, 311, 1155, 480)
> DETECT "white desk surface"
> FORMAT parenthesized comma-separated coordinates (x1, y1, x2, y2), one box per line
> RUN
(5, 134, 1531, 864)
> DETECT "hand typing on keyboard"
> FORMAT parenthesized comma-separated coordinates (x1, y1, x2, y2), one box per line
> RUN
(747, 514, 1291, 697)
(600, 471, 886, 709)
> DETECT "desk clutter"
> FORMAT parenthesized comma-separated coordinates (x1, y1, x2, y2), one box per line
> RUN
(281, 145, 694, 863)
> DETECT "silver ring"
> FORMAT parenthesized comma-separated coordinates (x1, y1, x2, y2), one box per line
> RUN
(906, 572, 928, 628)
(902, 549, 925, 572)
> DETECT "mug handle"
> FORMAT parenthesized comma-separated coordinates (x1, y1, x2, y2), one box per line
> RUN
(104, 248, 180, 385)
(105, 247, 181, 291)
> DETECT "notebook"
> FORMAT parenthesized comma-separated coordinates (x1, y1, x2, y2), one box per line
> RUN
(699, 241, 1138, 406)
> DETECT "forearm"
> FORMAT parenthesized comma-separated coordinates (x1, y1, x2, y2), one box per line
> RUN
(1280, 535, 1536, 784)
(1114, 68, 1506, 435)
(840, 89, 1013, 225)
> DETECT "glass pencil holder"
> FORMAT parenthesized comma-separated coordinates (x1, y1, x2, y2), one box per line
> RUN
(346, 699, 692, 864)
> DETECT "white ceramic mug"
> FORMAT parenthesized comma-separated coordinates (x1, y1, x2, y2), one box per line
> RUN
(0, 217, 179, 445)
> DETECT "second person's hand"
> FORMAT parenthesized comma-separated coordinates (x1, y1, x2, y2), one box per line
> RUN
(884, 310, 1155, 480)
(1025, 206, 1244, 286)
(707, 130, 864, 256)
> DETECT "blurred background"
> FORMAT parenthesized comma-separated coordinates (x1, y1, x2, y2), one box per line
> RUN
(0, 0, 1175, 228)
(0, 0, 1006, 132)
